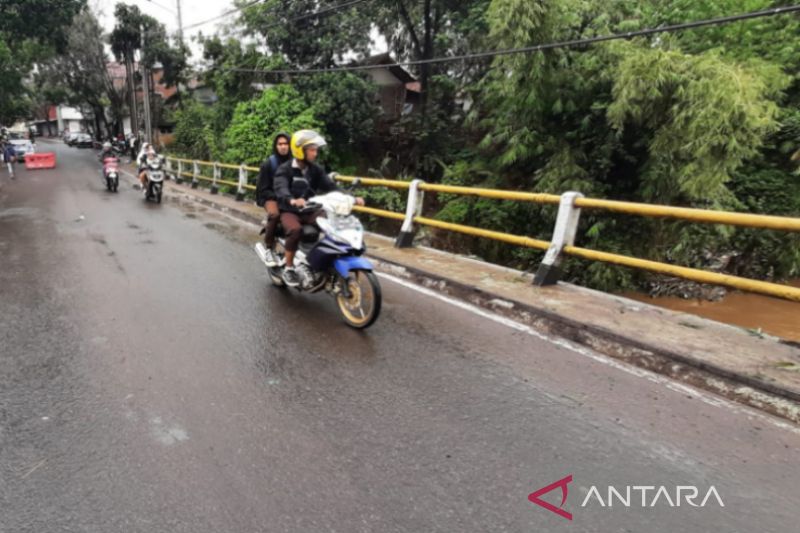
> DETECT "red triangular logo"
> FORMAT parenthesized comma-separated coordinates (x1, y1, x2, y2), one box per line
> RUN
(528, 474, 573, 521)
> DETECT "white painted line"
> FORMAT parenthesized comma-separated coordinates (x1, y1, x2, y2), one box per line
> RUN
(377, 271, 800, 435)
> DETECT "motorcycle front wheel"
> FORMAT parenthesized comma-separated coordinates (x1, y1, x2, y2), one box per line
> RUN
(336, 270, 381, 329)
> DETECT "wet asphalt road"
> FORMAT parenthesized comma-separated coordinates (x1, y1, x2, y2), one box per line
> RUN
(1, 141, 798, 533)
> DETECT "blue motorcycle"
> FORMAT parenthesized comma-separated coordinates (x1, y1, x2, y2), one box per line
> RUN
(255, 192, 382, 329)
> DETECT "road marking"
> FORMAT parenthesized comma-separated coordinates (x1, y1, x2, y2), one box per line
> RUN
(377, 272, 800, 435)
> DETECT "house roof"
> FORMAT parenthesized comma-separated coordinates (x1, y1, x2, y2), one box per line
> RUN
(361, 53, 417, 84)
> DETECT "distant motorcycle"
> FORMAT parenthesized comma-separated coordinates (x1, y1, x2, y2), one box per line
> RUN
(101, 155, 120, 192)
(255, 191, 382, 329)
(143, 156, 165, 203)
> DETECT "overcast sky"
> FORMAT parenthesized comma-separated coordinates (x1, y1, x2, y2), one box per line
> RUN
(96, 0, 233, 34)
(94, 0, 387, 62)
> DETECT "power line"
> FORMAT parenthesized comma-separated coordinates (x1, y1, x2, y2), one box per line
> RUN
(183, 0, 367, 34)
(264, 0, 369, 29)
(226, 4, 800, 76)
(182, 0, 263, 31)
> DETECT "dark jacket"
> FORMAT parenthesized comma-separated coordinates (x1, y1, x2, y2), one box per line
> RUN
(273, 159, 339, 213)
(255, 133, 291, 206)
(3, 144, 16, 162)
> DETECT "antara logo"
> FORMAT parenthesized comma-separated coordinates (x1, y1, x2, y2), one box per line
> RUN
(528, 475, 724, 521)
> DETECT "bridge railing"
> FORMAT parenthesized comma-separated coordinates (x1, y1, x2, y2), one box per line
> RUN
(164, 157, 800, 302)
(167, 157, 260, 200)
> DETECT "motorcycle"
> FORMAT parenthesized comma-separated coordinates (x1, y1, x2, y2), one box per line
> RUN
(143, 156, 165, 203)
(101, 154, 120, 192)
(254, 191, 382, 329)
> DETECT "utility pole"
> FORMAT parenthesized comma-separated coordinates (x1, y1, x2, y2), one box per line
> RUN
(126, 52, 139, 139)
(176, 0, 184, 46)
(140, 25, 153, 144)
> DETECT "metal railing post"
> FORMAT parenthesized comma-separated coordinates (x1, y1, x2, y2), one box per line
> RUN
(191, 160, 199, 189)
(395, 179, 425, 248)
(236, 164, 247, 201)
(211, 161, 220, 194)
(175, 159, 184, 184)
(534, 191, 584, 286)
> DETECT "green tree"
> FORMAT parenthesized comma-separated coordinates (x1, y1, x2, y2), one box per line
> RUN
(172, 101, 215, 160)
(110, 3, 187, 134)
(222, 84, 323, 166)
(237, 0, 374, 68)
(38, 7, 129, 138)
(0, 0, 86, 123)
(292, 73, 379, 166)
(0, 0, 86, 52)
(451, 0, 798, 290)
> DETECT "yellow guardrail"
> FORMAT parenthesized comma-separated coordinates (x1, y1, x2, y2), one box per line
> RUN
(414, 216, 551, 250)
(337, 175, 411, 190)
(164, 157, 800, 302)
(574, 198, 800, 232)
(563, 246, 800, 302)
(354, 206, 406, 221)
(419, 183, 562, 205)
(342, 175, 800, 302)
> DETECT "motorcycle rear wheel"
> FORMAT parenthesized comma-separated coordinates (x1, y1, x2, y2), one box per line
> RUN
(336, 270, 381, 329)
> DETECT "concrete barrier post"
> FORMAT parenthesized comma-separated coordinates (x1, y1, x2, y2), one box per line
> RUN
(534, 191, 584, 286)
(211, 162, 220, 195)
(395, 179, 425, 248)
(191, 160, 200, 189)
(236, 165, 247, 201)
(175, 159, 184, 184)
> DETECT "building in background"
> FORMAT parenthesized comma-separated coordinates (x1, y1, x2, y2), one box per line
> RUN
(56, 106, 89, 134)
(361, 54, 421, 119)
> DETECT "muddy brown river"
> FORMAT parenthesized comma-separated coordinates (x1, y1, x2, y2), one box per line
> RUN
(627, 280, 800, 343)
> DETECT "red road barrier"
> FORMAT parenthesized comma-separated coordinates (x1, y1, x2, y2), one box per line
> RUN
(24, 152, 56, 170)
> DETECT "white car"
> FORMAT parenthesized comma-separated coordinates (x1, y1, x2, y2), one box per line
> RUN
(8, 139, 35, 159)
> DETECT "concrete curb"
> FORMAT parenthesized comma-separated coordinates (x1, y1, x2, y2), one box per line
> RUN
(159, 177, 800, 424)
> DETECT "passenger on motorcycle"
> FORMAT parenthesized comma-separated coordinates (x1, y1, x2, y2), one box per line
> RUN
(273, 130, 365, 287)
(137, 144, 157, 190)
(256, 132, 291, 267)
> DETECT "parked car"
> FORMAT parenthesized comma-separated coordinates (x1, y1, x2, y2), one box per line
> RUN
(65, 132, 79, 146)
(8, 139, 35, 159)
(74, 133, 94, 148)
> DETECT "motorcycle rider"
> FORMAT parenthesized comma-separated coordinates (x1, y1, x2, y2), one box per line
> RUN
(137, 143, 158, 191)
(256, 132, 291, 267)
(274, 130, 365, 287)
(98, 141, 115, 162)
